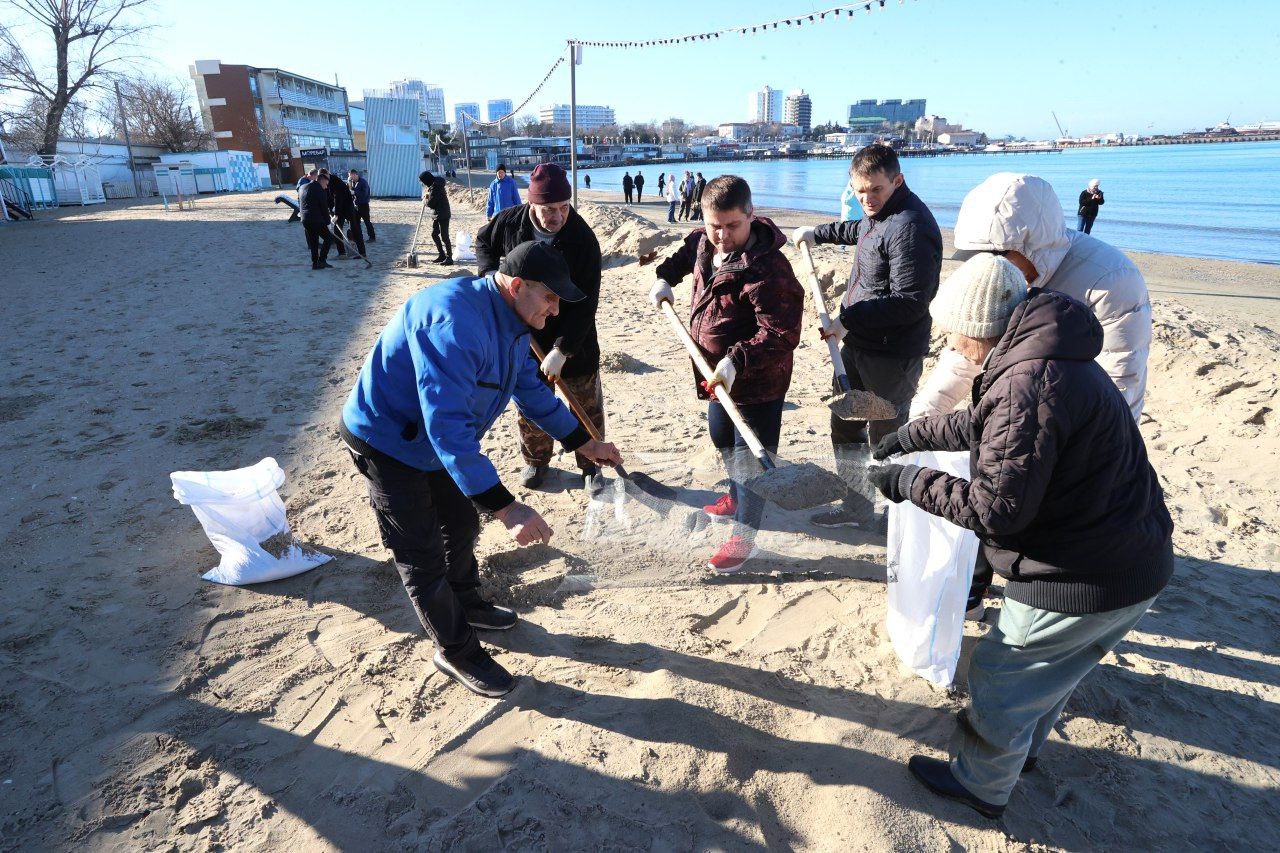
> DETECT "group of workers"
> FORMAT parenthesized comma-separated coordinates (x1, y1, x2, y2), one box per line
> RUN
(296, 168, 375, 270)
(337, 146, 1173, 820)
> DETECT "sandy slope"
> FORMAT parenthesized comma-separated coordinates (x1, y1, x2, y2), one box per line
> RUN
(0, 188, 1277, 851)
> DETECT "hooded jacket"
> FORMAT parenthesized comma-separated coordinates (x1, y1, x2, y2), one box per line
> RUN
(473, 204, 603, 377)
(486, 175, 521, 218)
(655, 217, 805, 405)
(902, 290, 1173, 614)
(952, 173, 1150, 419)
(418, 171, 450, 217)
(812, 182, 943, 358)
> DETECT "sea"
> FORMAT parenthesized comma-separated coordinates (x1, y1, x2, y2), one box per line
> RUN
(580, 141, 1280, 265)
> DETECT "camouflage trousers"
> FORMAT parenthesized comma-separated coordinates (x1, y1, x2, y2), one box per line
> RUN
(519, 370, 606, 474)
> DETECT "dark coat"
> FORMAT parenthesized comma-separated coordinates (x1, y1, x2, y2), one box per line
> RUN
(903, 290, 1174, 614)
(329, 174, 357, 216)
(693, 177, 706, 202)
(350, 176, 371, 206)
(299, 181, 331, 227)
(474, 204, 603, 377)
(812, 182, 942, 358)
(419, 171, 450, 217)
(655, 217, 805, 405)
(1078, 189, 1104, 217)
(622, 174, 633, 190)
(634, 173, 644, 189)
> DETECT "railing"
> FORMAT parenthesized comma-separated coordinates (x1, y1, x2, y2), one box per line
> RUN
(278, 87, 345, 114)
(282, 116, 350, 136)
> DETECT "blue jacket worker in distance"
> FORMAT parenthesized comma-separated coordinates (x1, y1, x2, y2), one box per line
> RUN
(340, 240, 622, 698)
(486, 163, 522, 219)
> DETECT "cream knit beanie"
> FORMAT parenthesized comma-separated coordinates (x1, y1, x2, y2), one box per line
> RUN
(932, 254, 1028, 338)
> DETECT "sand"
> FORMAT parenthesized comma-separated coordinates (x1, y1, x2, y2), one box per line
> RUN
(0, 186, 1277, 851)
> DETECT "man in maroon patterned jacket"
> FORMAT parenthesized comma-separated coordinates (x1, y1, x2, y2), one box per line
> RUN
(649, 175, 804, 573)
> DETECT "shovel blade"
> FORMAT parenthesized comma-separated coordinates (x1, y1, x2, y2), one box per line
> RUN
(407, 253, 419, 268)
(825, 389, 900, 422)
(623, 470, 678, 505)
(743, 462, 847, 511)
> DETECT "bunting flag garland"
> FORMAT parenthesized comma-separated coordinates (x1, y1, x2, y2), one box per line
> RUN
(457, 56, 566, 128)
(569, 1, 911, 48)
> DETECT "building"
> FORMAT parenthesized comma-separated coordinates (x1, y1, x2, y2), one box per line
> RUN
(937, 130, 982, 146)
(486, 99, 515, 133)
(538, 104, 616, 130)
(847, 98, 926, 129)
(718, 123, 757, 141)
(365, 96, 428, 197)
(783, 89, 812, 134)
(824, 132, 880, 148)
(349, 101, 366, 149)
(390, 79, 446, 126)
(190, 59, 353, 181)
(748, 86, 782, 124)
(914, 115, 962, 138)
(454, 102, 480, 130)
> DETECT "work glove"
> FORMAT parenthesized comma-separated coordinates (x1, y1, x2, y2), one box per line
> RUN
(818, 316, 847, 344)
(791, 225, 817, 247)
(873, 427, 913, 461)
(709, 357, 737, 394)
(649, 278, 674, 309)
(867, 463, 921, 504)
(539, 346, 567, 379)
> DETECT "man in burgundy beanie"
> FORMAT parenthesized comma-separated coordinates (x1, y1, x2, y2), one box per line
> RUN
(474, 163, 608, 491)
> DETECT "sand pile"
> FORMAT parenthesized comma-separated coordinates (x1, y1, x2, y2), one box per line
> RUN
(575, 202, 675, 269)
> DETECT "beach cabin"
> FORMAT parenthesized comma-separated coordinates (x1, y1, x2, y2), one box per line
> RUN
(365, 96, 427, 198)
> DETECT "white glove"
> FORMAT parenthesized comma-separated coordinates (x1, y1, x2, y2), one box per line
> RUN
(792, 225, 816, 247)
(819, 316, 847, 344)
(709, 357, 737, 393)
(649, 278, 674, 309)
(539, 346, 567, 379)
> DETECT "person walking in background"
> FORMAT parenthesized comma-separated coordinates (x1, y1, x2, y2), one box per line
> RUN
(584, 173, 591, 190)
(664, 173, 679, 222)
(418, 169, 453, 265)
(486, 164, 521, 220)
(649, 175, 805, 573)
(622, 171, 633, 204)
(348, 169, 376, 243)
(679, 170, 695, 221)
(1077, 179, 1104, 233)
(691, 171, 706, 221)
(658, 173, 665, 198)
(870, 281, 1173, 820)
(634, 171, 645, 202)
(791, 144, 943, 529)
(299, 172, 335, 270)
(839, 173, 863, 224)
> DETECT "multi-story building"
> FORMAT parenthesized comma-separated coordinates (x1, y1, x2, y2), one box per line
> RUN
(486, 99, 515, 134)
(718, 123, 757, 141)
(914, 115, 963, 138)
(538, 104, 616, 130)
(847, 98, 927, 129)
(390, 79, 446, 126)
(190, 59, 353, 177)
(349, 101, 366, 149)
(454, 102, 480, 130)
(748, 86, 782, 124)
(783, 89, 812, 133)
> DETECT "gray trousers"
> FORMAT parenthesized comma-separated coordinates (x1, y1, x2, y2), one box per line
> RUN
(951, 594, 1158, 805)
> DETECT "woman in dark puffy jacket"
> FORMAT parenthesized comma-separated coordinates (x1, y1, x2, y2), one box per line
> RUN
(870, 268, 1173, 820)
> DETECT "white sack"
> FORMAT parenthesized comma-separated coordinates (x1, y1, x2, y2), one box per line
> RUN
(454, 231, 476, 261)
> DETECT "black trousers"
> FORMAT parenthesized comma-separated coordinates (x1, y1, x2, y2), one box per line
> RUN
(432, 214, 452, 258)
(304, 222, 335, 265)
(830, 344, 923, 447)
(635, 187, 643, 202)
(347, 444, 482, 657)
(335, 210, 365, 257)
(624, 188, 633, 203)
(679, 196, 693, 220)
(355, 202, 375, 240)
(708, 397, 784, 534)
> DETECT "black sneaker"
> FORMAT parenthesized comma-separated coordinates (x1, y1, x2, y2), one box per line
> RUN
(907, 755, 1005, 819)
(810, 505, 874, 528)
(440, 256, 454, 266)
(321, 262, 335, 269)
(433, 647, 515, 697)
(465, 602, 518, 630)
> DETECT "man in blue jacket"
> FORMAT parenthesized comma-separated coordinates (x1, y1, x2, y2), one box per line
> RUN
(485, 164, 521, 219)
(347, 169, 375, 243)
(341, 241, 622, 697)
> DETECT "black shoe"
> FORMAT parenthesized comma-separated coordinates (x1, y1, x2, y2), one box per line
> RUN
(311, 263, 322, 270)
(521, 464, 548, 488)
(432, 253, 447, 263)
(810, 505, 874, 528)
(321, 262, 335, 269)
(465, 602, 518, 630)
(433, 647, 515, 697)
(440, 257, 454, 266)
(907, 755, 1005, 819)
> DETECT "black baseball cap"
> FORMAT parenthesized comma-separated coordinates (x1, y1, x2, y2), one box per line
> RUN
(498, 241, 585, 302)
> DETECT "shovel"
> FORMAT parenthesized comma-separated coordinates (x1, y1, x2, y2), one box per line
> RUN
(657, 300, 846, 511)
(329, 218, 372, 269)
(530, 341, 678, 509)
(405, 196, 428, 268)
(796, 241, 898, 422)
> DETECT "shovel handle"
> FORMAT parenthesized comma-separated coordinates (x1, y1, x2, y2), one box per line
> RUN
(409, 195, 428, 253)
(529, 341, 629, 479)
(797, 241, 853, 392)
(658, 300, 775, 471)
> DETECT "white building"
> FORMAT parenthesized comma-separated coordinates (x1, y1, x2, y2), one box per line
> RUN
(937, 130, 982, 146)
(389, 79, 446, 126)
(719, 123, 756, 141)
(538, 104, 616, 130)
(783, 90, 812, 133)
(748, 86, 782, 124)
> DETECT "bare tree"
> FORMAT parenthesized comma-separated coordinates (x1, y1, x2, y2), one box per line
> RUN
(103, 74, 210, 152)
(255, 117, 291, 184)
(0, 0, 152, 154)
(0, 93, 95, 152)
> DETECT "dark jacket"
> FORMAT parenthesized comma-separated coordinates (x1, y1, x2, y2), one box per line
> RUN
(903, 290, 1174, 614)
(1078, 189, 1104, 218)
(330, 175, 357, 216)
(634, 173, 644, 189)
(299, 181, 331, 227)
(350, 176, 371, 206)
(623, 174, 633, 190)
(693, 177, 706, 202)
(812, 182, 942, 358)
(419, 171, 450, 217)
(474, 204, 603, 377)
(655, 217, 805, 405)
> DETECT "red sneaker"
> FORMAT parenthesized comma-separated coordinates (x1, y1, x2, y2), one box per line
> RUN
(707, 535, 760, 573)
(702, 493, 737, 522)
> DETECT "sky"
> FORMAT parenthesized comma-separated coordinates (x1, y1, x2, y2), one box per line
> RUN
(5, 0, 1279, 139)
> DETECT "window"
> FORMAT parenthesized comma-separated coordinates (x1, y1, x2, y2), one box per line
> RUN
(382, 125, 416, 145)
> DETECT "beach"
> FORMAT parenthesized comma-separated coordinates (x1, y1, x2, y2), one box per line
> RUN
(0, 188, 1277, 850)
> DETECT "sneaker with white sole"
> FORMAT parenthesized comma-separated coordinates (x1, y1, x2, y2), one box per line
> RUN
(465, 602, 518, 630)
(708, 535, 760, 573)
(702, 493, 737, 523)
(433, 647, 515, 697)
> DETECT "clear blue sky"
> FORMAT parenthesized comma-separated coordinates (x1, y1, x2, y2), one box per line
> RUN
(16, 0, 1280, 138)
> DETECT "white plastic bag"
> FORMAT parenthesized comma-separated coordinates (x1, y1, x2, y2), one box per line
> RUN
(454, 231, 476, 261)
(170, 457, 330, 585)
(885, 450, 979, 687)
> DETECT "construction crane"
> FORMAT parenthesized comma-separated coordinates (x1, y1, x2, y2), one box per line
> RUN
(1052, 111, 1069, 140)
